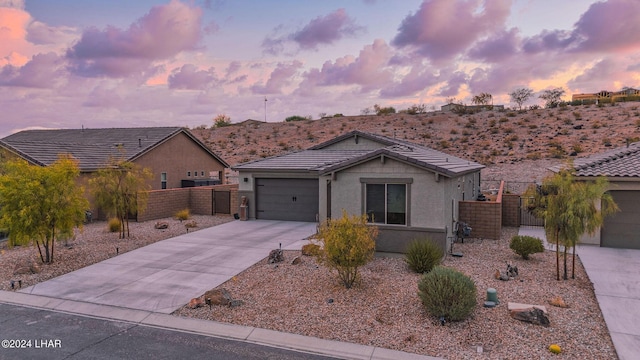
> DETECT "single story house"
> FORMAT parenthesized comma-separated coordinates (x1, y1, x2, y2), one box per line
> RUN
(233, 130, 484, 253)
(0, 127, 230, 218)
(566, 141, 640, 249)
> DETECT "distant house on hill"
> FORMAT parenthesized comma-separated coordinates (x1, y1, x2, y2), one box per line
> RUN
(441, 103, 504, 112)
(572, 88, 640, 103)
(0, 127, 229, 190)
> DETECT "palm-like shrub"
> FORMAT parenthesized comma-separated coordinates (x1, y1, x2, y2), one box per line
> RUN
(405, 239, 443, 273)
(175, 209, 190, 222)
(510, 235, 544, 260)
(418, 266, 477, 321)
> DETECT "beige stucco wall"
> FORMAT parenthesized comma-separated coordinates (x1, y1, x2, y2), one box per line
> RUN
(133, 132, 227, 190)
(579, 178, 640, 245)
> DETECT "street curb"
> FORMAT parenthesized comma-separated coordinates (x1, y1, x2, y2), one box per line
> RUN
(0, 291, 440, 360)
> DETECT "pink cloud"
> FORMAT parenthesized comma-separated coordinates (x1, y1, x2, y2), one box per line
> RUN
(392, 0, 510, 61)
(168, 64, 218, 90)
(380, 65, 438, 98)
(467, 28, 519, 62)
(0, 52, 65, 88)
(26, 21, 76, 45)
(572, 0, 640, 53)
(263, 8, 364, 54)
(251, 60, 303, 94)
(66, 0, 203, 78)
(300, 39, 392, 93)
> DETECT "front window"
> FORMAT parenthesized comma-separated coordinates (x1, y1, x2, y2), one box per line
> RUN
(366, 183, 406, 225)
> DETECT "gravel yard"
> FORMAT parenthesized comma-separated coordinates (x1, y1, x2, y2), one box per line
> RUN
(0, 209, 617, 359)
(174, 227, 617, 360)
(0, 215, 234, 292)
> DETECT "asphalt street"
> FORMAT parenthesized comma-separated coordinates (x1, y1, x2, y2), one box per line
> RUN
(0, 303, 340, 360)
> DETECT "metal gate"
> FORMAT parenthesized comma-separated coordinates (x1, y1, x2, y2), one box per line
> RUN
(520, 196, 544, 227)
(214, 190, 231, 214)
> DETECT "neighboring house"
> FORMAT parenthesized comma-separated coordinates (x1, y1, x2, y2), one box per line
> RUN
(572, 88, 640, 103)
(233, 130, 484, 253)
(0, 127, 229, 216)
(560, 141, 640, 249)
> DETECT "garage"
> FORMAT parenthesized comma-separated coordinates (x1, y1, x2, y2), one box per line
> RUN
(255, 178, 319, 222)
(602, 191, 640, 249)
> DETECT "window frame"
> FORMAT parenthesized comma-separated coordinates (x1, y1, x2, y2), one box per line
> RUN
(360, 178, 412, 226)
(161, 172, 167, 189)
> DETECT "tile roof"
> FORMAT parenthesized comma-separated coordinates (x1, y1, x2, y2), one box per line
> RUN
(0, 127, 229, 171)
(567, 141, 640, 177)
(234, 130, 484, 177)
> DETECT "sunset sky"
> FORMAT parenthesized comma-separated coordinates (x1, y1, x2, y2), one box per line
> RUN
(1, 0, 639, 136)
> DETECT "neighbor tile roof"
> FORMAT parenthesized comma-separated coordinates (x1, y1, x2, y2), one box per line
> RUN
(0, 127, 229, 171)
(568, 141, 640, 177)
(234, 130, 484, 177)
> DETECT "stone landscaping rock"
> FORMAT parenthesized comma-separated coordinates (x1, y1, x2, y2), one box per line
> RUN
(13, 261, 41, 275)
(291, 256, 301, 265)
(204, 288, 233, 306)
(549, 296, 569, 308)
(510, 307, 550, 327)
(268, 248, 284, 263)
(154, 221, 169, 229)
(508, 302, 550, 327)
(188, 297, 204, 309)
(185, 220, 197, 228)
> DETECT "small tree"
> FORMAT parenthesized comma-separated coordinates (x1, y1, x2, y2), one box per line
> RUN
(510, 88, 534, 110)
(314, 211, 378, 289)
(89, 156, 152, 239)
(539, 88, 566, 108)
(472, 92, 493, 108)
(373, 104, 396, 115)
(0, 155, 88, 263)
(524, 167, 618, 280)
(213, 114, 231, 128)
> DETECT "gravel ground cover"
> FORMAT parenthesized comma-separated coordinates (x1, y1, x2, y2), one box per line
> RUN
(0, 203, 617, 359)
(0, 215, 234, 292)
(174, 227, 617, 360)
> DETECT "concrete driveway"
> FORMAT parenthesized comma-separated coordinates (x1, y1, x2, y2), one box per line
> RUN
(20, 220, 317, 314)
(578, 245, 640, 360)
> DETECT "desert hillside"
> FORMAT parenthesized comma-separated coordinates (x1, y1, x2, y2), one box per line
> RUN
(191, 102, 640, 185)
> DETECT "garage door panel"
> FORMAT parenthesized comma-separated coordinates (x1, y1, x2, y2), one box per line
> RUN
(602, 191, 640, 249)
(255, 178, 319, 222)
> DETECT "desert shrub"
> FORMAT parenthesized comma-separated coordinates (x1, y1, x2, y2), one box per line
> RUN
(510, 235, 544, 259)
(108, 218, 121, 233)
(405, 239, 443, 273)
(301, 243, 320, 256)
(314, 211, 377, 288)
(418, 266, 477, 321)
(175, 208, 190, 221)
(285, 115, 308, 122)
(213, 114, 231, 128)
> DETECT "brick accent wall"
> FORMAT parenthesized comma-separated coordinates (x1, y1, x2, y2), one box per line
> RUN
(458, 181, 504, 240)
(502, 193, 520, 227)
(137, 184, 239, 222)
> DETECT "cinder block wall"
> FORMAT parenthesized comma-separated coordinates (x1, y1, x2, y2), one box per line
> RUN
(189, 187, 213, 215)
(139, 188, 191, 222)
(502, 194, 520, 227)
(459, 201, 502, 239)
(458, 181, 504, 240)
(137, 184, 239, 222)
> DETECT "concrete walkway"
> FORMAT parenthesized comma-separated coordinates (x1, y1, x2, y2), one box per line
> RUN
(1, 219, 438, 360)
(518, 227, 640, 360)
(20, 220, 318, 314)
